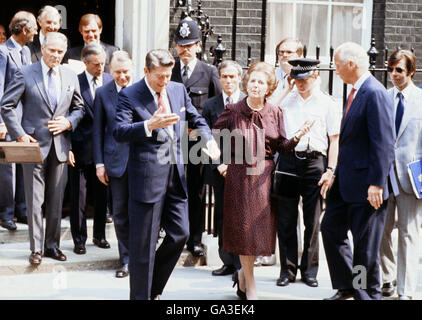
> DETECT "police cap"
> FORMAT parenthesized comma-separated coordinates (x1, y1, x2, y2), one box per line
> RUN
(288, 58, 320, 79)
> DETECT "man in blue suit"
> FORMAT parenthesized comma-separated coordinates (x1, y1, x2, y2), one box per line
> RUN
(320, 42, 395, 300)
(0, 11, 38, 231)
(93, 51, 133, 278)
(69, 43, 113, 255)
(114, 49, 220, 300)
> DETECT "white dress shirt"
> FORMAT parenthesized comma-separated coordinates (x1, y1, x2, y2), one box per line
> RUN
(281, 87, 342, 156)
(180, 58, 198, 80)
(392, 82, 415, 123)
(144, 78, 173, 138)
(85, 71, 103, 98)
(41, 59, 61, 105)
(222, 89, 241, 107)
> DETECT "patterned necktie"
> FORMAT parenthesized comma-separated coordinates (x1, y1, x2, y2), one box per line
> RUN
(344, 88, 356, 118)
(48, 68, 58, 110)
(182, 65, 189, 84)
(20, 49, 26, 66)
(395, 92, 404, 135)
(157, 92, 168, 114)
(226, 96, 232, 107)
(92, 77, 98, 98)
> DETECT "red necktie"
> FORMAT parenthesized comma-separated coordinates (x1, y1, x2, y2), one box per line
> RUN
(157, 92, 167, 114)
(344, 88, 356, 117)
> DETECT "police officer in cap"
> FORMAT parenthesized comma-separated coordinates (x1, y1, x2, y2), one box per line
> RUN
(275, 58, 341, 288)
(171, 17, 222, 257)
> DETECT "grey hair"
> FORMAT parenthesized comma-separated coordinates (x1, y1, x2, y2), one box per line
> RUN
(81, 42, 106, 62)
(335, 42, 369, 69)
(37, 5, 62, 24)
(43, 32, 68, 49)
(218, 60, 243, 77)
(109, 50, 134, 69)
(9, 11, 34, 35)
(145, 49, 175, 71)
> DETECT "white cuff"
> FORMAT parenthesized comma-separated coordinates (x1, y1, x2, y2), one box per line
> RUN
(96, 164, 105, 169)
(144, 120, 152, 137)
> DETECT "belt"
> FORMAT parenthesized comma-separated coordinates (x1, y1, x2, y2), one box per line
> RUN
(295, 150, 324, 160)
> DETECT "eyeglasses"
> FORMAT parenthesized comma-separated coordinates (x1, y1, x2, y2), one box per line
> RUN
(387, 66, 405, 74)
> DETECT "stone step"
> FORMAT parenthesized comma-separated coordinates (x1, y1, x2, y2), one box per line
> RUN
(0, 219, 207, 275)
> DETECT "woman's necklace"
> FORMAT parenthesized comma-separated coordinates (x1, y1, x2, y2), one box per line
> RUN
(246, 98, 264, 112)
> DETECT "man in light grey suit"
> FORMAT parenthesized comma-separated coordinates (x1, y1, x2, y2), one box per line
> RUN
(0, 11, 38, 231)
(380, 49, 422, 300)
(0, 32, 85, 265)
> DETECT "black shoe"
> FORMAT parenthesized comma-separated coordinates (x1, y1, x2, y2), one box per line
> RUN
(212, 265, 236, 276)
(93, 238, 110, 249)
(16, 216, 28, 224)
(44, 248, 67, 261)
(73, 244, 86, 255)
(116, 264, 129, 278)
(382, 281, 396, 297)
(324, 289, 354, 300)
(188, 244, 204, 257)
(276, 275, 296, 287)
(232, 271, 246, 300)
(1, 220, 17, 231)
(301, 276, 318, 287)
(106, 213, 113, 224)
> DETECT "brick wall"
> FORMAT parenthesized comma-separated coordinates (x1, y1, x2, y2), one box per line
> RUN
(169, 0, 264, 68)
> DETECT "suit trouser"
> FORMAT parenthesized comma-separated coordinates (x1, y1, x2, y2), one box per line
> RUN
(212, 183, 240, 269)
(321, 180, 388, 300)
(22, 147, 68, 253)
(109, 171, 130, 266)
(69, 162, 107, 245)
(186, 161, 205, 247)
(380, 185, 422, 297)
(277, 154, 325, 279)
(0, 135, 26, 221)
(129, 165, 189, 300)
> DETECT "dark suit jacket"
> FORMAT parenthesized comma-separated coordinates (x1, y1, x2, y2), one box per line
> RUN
(1, 62, 85, 162)
(92, 80, 129, 178)
(0, 38, 31, 124)
(202, 92, 246, 186)
(67, 41, 119, 72)
(171, 58, 221, 115)
(335, 75, 395, 203)
(26, 34, 70, 64)
(71, 72, 113, 165)
(113, 79, 213, 204)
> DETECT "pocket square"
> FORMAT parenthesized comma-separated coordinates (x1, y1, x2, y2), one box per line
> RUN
(180, 107, 186, 112)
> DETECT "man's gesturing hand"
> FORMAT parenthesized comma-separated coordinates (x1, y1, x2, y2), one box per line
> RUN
(48, 116, 72, 135)
(146, 106, 180, 132)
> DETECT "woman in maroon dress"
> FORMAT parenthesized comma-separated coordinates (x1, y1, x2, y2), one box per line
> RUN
(213, 62, 313, 300)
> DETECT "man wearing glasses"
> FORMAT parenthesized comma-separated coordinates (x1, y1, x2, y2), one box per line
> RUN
(379, 50, 422, 300)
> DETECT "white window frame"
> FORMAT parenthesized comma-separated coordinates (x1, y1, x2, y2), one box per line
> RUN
(266, 0, 373, 65)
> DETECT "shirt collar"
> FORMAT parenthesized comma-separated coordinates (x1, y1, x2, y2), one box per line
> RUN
(222, 89, 241, 105)
(145, 77, 165, 100)
(353, 71, 371, 93)
(393, 81, 415, 100)
(41, 58, 59, 76)
(10, 36, 23, 51)
(39, 32, 46, 46)
(115, 82, 123, 93)
(85, 71, 102, 85)
(181, 58, 197, 73)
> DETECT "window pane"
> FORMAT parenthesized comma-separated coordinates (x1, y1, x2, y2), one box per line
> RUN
(331, 6, 362, 48)
(265, 3, 294, 65)
(296, 4, 328, 57)
(332, 0, 363, 3)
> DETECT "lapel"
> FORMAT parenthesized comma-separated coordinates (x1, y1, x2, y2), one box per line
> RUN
(55, 66, 71, 114)
(215, 94, 225, 118)
(33, 36, 42, 61)
(185, 60, 205, 88)
(396, 85, 418, 141)
(108, 81, 118, 109)
(79, 72, 94, 118)
(6, 38, 22, 68)
(31, 62, 54, 113)
(340, 78, 370, 136)
(166, 84, 179, 140)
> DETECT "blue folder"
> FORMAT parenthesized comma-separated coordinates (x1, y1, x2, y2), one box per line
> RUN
(407, 159, 422, 199)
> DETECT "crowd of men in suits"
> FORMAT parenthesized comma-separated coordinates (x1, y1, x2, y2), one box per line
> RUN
(0, 6, 421, 301)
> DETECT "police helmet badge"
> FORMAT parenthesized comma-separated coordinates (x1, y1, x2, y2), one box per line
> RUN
(179, 22, 191, 39)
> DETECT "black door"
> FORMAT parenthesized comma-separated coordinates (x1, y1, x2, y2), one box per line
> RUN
(0, 0, 116, 47)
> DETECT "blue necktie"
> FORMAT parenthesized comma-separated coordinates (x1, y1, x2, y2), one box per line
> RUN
(48, 68, 58, 110)
(395, 92, 404, 135)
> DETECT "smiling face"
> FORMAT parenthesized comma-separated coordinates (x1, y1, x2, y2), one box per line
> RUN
(110, 59, 133, 88)
(246, 71, 269, 100)
(145, 65, 173, 94)
(38, 11, 61, 35)
(81, 20, 101, 44)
